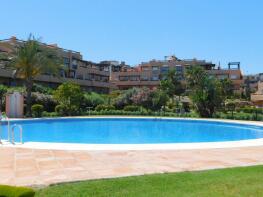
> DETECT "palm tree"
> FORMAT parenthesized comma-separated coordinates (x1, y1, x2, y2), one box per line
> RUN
(9, 35, 62, 116)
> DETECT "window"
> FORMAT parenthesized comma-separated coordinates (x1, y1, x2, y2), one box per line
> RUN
(176, 65, 183, 72)
(64, 57, 70, 64)
(85, 74, 91, 80)
(141, 76, 149, 81)
(218, 75, 228, 80)
(104, 67, 109, 71)
(72, 64, 78, 69)
(72, 59, 78, 69)
(152, 66, 159, 71)
(142, 66, 150, 71)
(72, 59, 77, 65)
(152, 75, 159, 81)
(69, 71, 75, 78)
(230, 74, 239, 79)
(130, 76, 140, 81)
(119, 76, 129, 81)
(63, 58, 70, 68)
(161, 65, 169, 73)
(76, 74, 83, 80)
(60, 70, 65, 77)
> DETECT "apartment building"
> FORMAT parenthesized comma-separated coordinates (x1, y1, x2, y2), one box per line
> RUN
(0, 37, 111, 93)
(251, 73, 263, 107)
(0, 37, 245, 94)
(110, 56, 244, 93)
(244, 73, 263, 93)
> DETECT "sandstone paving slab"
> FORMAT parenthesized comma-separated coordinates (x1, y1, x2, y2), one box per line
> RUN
(0, 146, 263, 186)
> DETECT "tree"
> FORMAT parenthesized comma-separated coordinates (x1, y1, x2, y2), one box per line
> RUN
(0, 85, 7, 111)
(131, 87, 154, 109)
(113, 88, 140, 109)
(83, 92, 105, 109)
(220, 78, 234, 99)
(152, 89, 169, 111)
(243, 77, 254, 100)
(225, 100, 236, 118)
(160, 68, 184, 100)
(186, 66, 224, 118)
(53, 83, 84, 116)
(9, 35, 62, 116)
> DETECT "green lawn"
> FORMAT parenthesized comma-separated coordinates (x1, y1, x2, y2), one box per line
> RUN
(36, 165, 263, 197)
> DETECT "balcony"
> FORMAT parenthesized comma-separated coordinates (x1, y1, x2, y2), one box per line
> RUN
(71, 64, 78, 69)
(0, 68, 111, 88)
(115, 80, 160, 86)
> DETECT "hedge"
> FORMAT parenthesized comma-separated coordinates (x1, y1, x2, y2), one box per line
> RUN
(215, 112, 263, 121)
(84, 110, 198, 118)
(123, 105, 145, 112)
(31, 104, 44, 118)
(0, 185, 35, 197)
(95, 104, 115, 111)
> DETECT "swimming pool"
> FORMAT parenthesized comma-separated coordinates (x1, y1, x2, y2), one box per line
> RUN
(1, 118, 263, 144)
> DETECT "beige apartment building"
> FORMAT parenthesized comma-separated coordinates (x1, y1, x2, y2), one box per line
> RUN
(0, 37, 244, 94)
(0, 37, 112, 93)
(251, 74, 263, 107)
(110, 56, 244, 93)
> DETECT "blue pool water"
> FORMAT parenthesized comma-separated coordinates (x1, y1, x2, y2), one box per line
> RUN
(1, 118, 263, 144)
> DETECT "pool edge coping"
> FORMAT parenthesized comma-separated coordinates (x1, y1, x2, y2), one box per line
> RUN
(1, 116, 263, 150)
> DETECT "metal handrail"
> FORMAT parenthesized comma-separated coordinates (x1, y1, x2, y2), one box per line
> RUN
(0, 120, 2, 144)
(11, 124, 23, 144)
(0, 115, 10, 144)
(6, 116, 10, 142)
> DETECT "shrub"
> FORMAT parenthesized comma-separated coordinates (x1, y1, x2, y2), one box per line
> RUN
(53, 83, 84, 116)
(31, 104, 44, 118)
(42, 111, 58, 117)
(240, 107, 263, 114)
(7, 86, 26, 94)
(130, 87, 154, 109)
(32, 83, 54, 94)
(113, 88, 140, 109)
(0, 85, 7, 111)
(0, 185, 35, 197)
(215, 112, 263, 121)
(85, 109, 196, 117)
(95, 104, 115, 111)
(55, 105, 64, 115)
(55, 104, 79, 116)
(123, 105, 143, 112)
(242, 107, 254, 113)
(182, 102, 191, 113)
(83, 92, 105, 109)
(31, 92, 57, 112)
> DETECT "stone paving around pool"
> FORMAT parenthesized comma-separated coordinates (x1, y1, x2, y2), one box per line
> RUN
(1, 146, 263, 186)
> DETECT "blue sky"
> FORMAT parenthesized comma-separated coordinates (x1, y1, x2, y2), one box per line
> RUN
(1, 0, 263, 74)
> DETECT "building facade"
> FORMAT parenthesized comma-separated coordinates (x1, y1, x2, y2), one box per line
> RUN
(0, 37, 245, 94)
(110, 56, 244, 93)
(244, 73, 263, 93)
(0, 37, 112, 93)
(251, 73, 263, 107)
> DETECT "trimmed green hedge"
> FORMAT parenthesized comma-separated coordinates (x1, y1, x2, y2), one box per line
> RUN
(215, 112, 263, 121)
(123, 105, 145, 112)
(0, 185, 35, 197)
(241, 107, 263, 114)
(95, 104, 115, 111)
(84, 110, 198, 118)
(31, 104, 44, 118)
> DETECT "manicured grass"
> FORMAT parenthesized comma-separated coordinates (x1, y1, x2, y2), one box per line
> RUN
(0, 185, 35, 197)
(36, 165, 263, 197)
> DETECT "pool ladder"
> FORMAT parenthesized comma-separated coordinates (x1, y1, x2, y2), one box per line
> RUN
(11, 124, 23, 144)
(0, 117, 23, 144)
